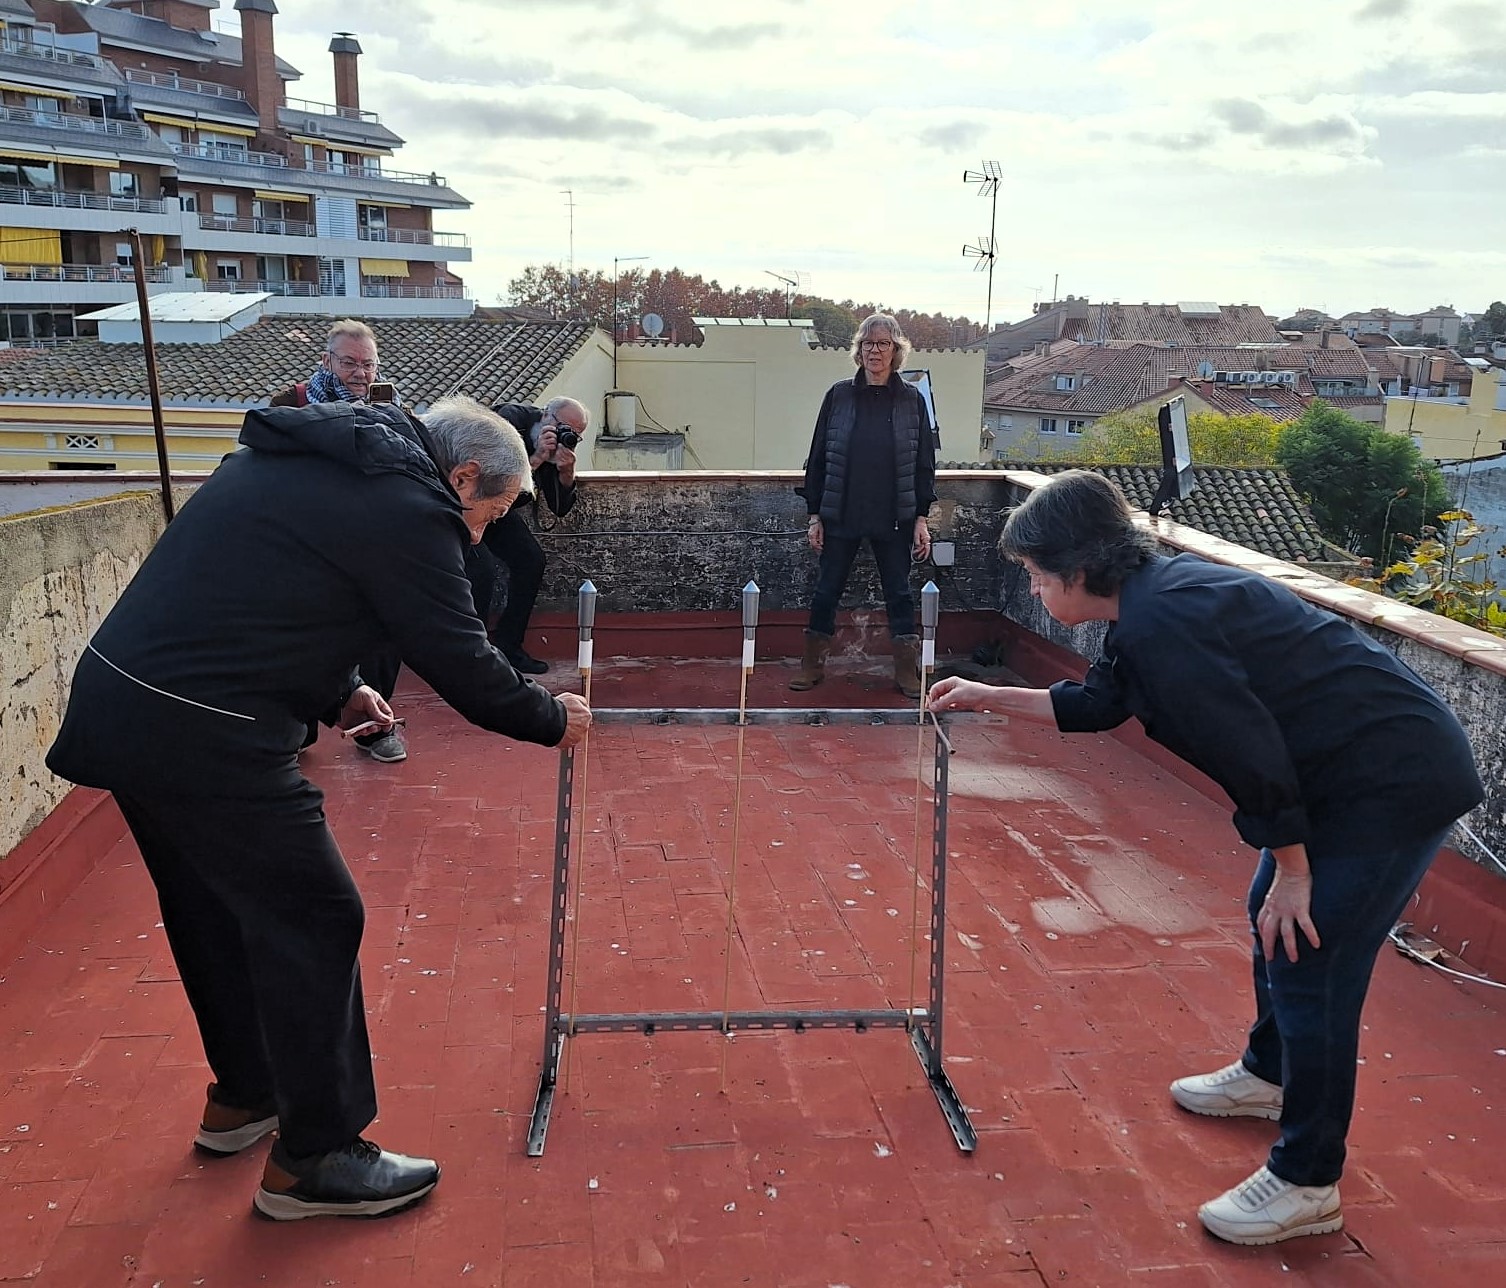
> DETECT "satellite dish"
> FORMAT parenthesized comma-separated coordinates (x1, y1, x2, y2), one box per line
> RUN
(1196, 360, 1215, 379)
(641, 312, 665, 338)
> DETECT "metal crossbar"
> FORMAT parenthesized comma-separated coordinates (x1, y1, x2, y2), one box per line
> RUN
(526, 707, 977, 1157)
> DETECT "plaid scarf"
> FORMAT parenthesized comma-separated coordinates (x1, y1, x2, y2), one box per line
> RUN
(305, 364, 357, 403)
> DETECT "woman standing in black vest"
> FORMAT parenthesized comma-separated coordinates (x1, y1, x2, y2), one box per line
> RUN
(792, 313, 937, 697)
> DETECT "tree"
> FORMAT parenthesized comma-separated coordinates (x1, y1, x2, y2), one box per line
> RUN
(1481, 301, 1506, 339)
(1077, 406, 1283, 468)
(1275, 401, 1449, 561)
(1458, 320, 1475, 348)
(791, 297, 858, 347)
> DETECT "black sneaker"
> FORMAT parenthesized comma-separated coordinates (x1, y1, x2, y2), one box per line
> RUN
(253, 1138, 440, 1221)
(193, 1083, 278, 1156)
(503, 648, 549, 675)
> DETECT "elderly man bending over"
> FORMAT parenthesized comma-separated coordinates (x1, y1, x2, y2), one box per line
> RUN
(48, 396, 590, 1223)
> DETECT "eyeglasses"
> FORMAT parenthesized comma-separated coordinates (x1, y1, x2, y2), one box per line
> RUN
(860, 340, 894, 351)
(331, 354, 379, 375)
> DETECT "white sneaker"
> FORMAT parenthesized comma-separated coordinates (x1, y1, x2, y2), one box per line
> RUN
(1171, 1060, 1283, 1120)
(1198, 1165, 1342, 1245)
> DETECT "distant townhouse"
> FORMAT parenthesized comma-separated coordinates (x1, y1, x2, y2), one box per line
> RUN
(1337, 305, 1463, 346)
(981, 340, 1379, 459)
(976, 297, 1281, 364)
(0, 0, 471, 343)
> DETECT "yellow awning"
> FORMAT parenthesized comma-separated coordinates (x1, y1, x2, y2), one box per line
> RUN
(198, 123, 256, 139)
(254, 188, 310, 203)
(0, 81, 74, 99)
(0, 227, 63, 266)
(0, 149, 59, 165)
(331, 143, 392, 157)
(289, 134, 324, 147)
(358, 199, 410, 209)
(141, 111, 198, 129)
(53, 154, 118, 168)
(359, 258, 409, 277)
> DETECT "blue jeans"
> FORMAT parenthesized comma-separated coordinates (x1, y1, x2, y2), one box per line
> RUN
(1241, 819, 1451, 1187)
(807, 528, 915, 638)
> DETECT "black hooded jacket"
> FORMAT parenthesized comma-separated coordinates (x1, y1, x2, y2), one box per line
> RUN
(47, 401, 566, 797)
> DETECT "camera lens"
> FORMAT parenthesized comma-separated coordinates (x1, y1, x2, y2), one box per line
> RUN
(557, 428, 580, 449)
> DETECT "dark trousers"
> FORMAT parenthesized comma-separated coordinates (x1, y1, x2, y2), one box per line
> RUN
(479, 509, 545, 651)
(807, 528, 915, 638)
(1241, 819, 1450, 1187)
(115, 780, 378, 1158)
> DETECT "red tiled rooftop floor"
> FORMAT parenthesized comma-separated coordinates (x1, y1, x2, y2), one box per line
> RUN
(2, 651, 1504, 1287)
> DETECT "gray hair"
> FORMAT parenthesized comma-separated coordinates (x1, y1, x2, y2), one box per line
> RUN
(326, 318, 377, 354)
(542, 396, 590, 428)
(848, 313, 912, 373)
(421, 396, 535, 501)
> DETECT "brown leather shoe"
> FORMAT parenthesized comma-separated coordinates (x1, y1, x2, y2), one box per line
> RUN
(194, 1083, 278, 1156)
(892, 635, 922, 699)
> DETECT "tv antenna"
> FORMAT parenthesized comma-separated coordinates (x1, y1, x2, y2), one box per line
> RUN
(765, 269, 800, 318)
(962, 161, 1001, 336)
(561, 189, 576, 314)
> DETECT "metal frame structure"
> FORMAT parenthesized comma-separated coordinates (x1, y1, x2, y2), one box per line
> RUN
(526, 705, 977, 1156)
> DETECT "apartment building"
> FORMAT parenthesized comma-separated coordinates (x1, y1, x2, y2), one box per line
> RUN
(0, 0, 471, 342)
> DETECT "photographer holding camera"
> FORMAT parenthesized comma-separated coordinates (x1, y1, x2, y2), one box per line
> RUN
(473, 397, 589, 674)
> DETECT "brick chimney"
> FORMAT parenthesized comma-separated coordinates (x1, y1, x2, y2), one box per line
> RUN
(330, 33, 362, 111)
(234, 0, 284, 138)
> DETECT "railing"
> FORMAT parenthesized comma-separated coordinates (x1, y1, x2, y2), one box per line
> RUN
(203, 279, 320, 297)
(2, 262, 172, 283)
(0, 104, 154, 141)
(0, 37, 107, 72)
(285, 96, 380, 125)
(358, 227, 469, 248)
(198, 213, 315, 238)
(122, 67, 246, 101)
(359, 283, 466, 299)
(0, 184, 166, 214)
(169, 143, 450, 187)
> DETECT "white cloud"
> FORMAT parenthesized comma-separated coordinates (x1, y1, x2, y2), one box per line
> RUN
(253, 0, 1498, 320)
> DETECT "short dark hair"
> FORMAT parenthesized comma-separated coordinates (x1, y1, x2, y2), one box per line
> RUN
(999, 470, 1158, 597)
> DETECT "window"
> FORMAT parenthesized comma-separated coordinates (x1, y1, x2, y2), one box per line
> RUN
(1054, 374, 1076, 391)
(216, 259, 241, 281)
(181, 192, 198, 213)
(115, 241, 133, 266)
(358, 205, 387, 239)
(256, 255, 287, 284)
(1065, 419, 1087, 436)
(155, 124, 182, 146)
(109, 171, 139, 198)
(64, 433, 101, 451)
(1039, 417, 1058, 434)
(211, 192, 238, 217)
(49, 461, 115, 471)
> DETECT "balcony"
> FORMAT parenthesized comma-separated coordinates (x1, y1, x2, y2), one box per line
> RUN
(0, 104, 153, 143)
(358, 227, 469, 248)
(197, 213, 315, 238)
(168, 142, 454, 190)
(201, 278, 319, 296)
(358, 282, 466, 299)
(0, 184, 165, 214)
(122, 67, 246, 102)
(284, 94, 379, 125)
(1, 262, 171, 283)
(1, 471, 1503, 1284)
(0, 35, 107, 72)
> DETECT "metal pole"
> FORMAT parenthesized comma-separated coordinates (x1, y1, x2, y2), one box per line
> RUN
(906, 582, 940, 1025)
(561, 580, 598, 1095)
(128, 228, 174, 524)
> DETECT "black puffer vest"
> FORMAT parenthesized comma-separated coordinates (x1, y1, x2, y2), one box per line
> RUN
(817, 374, 922, 526)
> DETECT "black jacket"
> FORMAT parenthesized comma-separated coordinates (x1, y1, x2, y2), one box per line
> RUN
(1049, 553, 1483, 850)
(802, 373, 936, 532)
(47, 401, 566, 797)
(493, 402, 576, 519)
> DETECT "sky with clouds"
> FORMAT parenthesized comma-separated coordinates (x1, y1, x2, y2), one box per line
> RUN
(255, 0, 1500, 325)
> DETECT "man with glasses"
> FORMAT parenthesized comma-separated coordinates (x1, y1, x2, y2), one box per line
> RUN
(792, 313, 936, 697)
(272, 321, 407, 762)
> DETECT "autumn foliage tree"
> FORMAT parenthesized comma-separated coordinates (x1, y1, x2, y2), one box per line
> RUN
(504, 262, 980, 349)
(1076, 406, 1283, 468)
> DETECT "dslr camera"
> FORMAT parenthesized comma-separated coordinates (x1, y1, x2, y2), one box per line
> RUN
(555, 427, 581, 449)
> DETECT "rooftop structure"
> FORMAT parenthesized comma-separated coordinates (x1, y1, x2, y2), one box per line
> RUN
(981, 298, 1282, 363)
(3, 468, 1504, 1283)
(0, 0, 472, 342)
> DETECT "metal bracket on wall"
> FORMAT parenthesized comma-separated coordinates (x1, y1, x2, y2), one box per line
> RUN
(526, 707, 978, 1157)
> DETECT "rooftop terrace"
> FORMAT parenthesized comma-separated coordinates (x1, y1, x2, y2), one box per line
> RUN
(2, 471, 1504, 1286)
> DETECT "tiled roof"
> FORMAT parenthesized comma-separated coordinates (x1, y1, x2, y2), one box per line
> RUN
(983, 342, 1371, 414)
(1180, 378, 1308, 421)
(77, 6, 302, 79)
(0, 317, 598, 412)
(1057, 302, 1280, 347)
(986, 462, 1333, 562)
